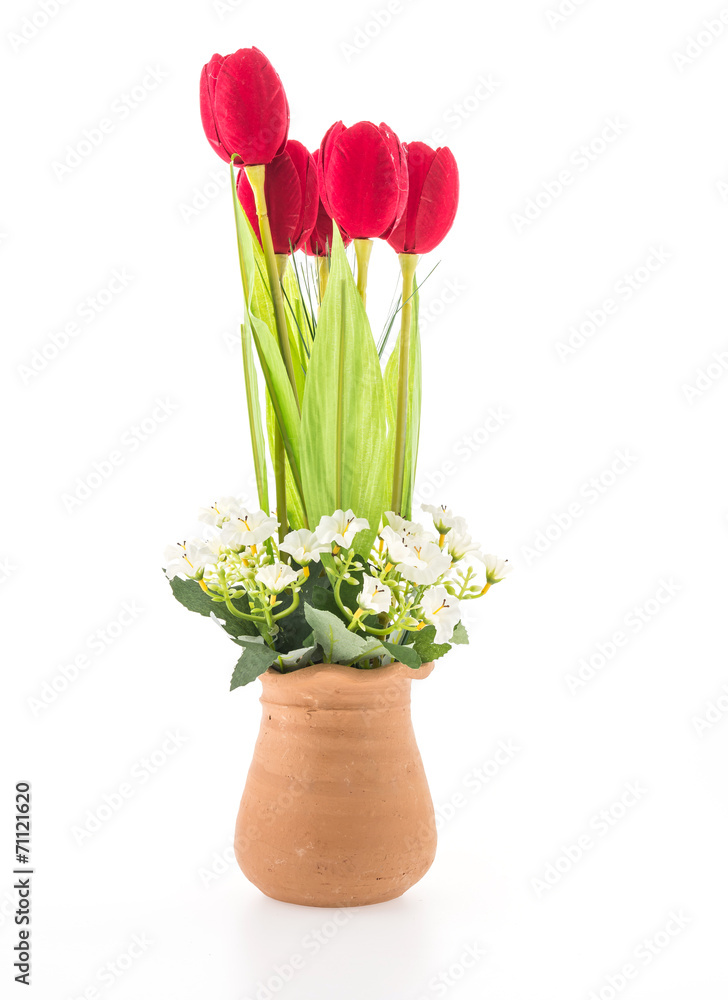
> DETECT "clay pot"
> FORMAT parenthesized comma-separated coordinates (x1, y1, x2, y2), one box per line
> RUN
(234, 660, 436, 907)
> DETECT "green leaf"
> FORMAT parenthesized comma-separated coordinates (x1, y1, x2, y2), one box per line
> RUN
(300, 226, 388, 553)
(384, 281, 421, 520)
(411, 624, 452, 663)
(303, 603, 380, 665)
(451, 622, 469, 645)
(381, 640, 422, 670)
(249, 310, 305, 507)
(265, 388, 306, 530)
(230, 165, 269, 514)
(230, 637, 280, 690)
(169, 576, 259, 640)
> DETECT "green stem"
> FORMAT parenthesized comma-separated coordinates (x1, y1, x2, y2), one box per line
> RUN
(391, 252, 419, 515)
(272, 588, 300, 621)
(354, 238, 373, 307)
(318, 255, 329, 307)
(244, 164, 300, 413)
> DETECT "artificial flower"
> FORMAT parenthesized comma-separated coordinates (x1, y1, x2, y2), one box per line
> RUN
(420, 586, 461, 643)
(198, 496, 242, 527)
(221, 510, 279, 547)
(386, 142, 459, 255)
(358, 574, 393, 614)
(318, 121, 408, 238)
(164, 540, 213, 580)
(301, 149, 351, 257)
(479, 554, 512, 584)
(316, 509, 369, 548)
(397, 541, 452, 585)
(422, 504, 461, 535)
(255, 562, 299, 593)
(200, 47, 289, 165)
(279, 528, 330, 565)
(237, 139, 318, 254)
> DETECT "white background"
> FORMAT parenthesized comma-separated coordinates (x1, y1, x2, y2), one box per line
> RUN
(2, 0, 727, 997)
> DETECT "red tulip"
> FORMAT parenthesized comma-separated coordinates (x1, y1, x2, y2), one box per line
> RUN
(302, 150, 351, 257)
(200, 48, 289, 166)
(386, 142, 459, 255)
(318, 121, 409, 240)
(237, 140, 318, 254)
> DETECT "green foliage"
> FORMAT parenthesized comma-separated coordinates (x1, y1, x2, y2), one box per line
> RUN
(300, 227, 388, 554)
(384, 281, 421, 520)
(380, 640, 422, 670)
(230, 637, 280, 690)
(169, 576, 259, 639)
(451, 622, 469, 645)
(411, 624, 453, 663)
(303, 603, 382, 665)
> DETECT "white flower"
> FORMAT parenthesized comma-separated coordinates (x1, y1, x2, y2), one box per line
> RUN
(446, 524, 480, 562)
(316, 509, 369, 548)
(164, 540, 213, 580)
(479, 554, 512, 584)
(422, 504, 461, 535)
(279, 528, 330, 565)
(384, 512, 435, 545)
(378, 525, 413, 563)
(255, 562, 300, 593)
(198, 496, 242, 528)
(419, 586, 461, 643)
(397, 541, 452, 585)
(357, 574, 393, 614)
(221, 509, 279, 547)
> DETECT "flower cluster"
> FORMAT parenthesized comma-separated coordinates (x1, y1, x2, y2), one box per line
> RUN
(201, 47, 459, 259)
(165, 500, 509, 656)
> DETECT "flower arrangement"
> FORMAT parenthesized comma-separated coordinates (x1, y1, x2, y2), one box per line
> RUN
(166, 46, 510, 689)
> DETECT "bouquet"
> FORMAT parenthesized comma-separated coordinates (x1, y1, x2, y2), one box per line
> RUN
(164, 47, 510, 689)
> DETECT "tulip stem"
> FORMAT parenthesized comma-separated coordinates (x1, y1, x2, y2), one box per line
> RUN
(354, 238, 373, 307)
(245, 164, 300, 414)
(318, 256, 329, 305)
(391, 252, 420, 516)
(275, 254, 289, 281)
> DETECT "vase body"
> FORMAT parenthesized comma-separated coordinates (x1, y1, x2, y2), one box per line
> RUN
(234, 660, 436, 907)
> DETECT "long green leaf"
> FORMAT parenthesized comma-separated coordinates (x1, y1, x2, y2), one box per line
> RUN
(265, 389, 306, 530)
(300, 227, 388, 551)
(249, 311, 305, 515)
(384, 281, 422, 519)
(230, 164, 268, 512)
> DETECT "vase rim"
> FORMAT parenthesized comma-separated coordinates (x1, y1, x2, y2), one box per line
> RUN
(262, 658, 435, 687)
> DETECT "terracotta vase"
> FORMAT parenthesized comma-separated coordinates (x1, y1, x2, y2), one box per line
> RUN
(234, 660, 436, 907)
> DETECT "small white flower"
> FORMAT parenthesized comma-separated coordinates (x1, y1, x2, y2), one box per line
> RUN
(479, 554, 512, 584)
(316, 509, 369, 548)
(358, 574, 393, 614)
(419, 586, 461, 643)
(447, 525, 480, 562)
(378, 525, 413, 563)
(164, 539, 214, 580)
(198, 496, 242, 528)
(422, 504, 461, 535)
(397, 541, 452, 585)
(255, 562, 300, 593)
(279, 528, 330, 565)
(221, 509, 279, 547)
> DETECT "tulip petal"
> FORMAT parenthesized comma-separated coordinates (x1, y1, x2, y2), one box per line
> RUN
(214, 47, 289, 165)
(413, 147, 459, 254)
(326, 122, 402, 238)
